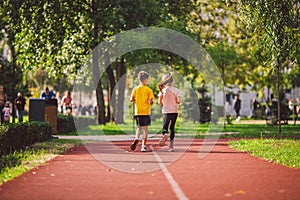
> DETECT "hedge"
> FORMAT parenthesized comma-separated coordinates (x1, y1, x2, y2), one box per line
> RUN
(57, 114, 97, 134)
(0, 122, 52, 155)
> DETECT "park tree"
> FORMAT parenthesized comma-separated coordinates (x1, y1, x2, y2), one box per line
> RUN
(57, 0, 196, 124)
(97, 0, 195, 124)
(1, 0, 196, 125)
(207, 42, 239, 126)
(239, 0, 300, 133)
(0, 0, 31, 122)
(1, 0, 91, 96)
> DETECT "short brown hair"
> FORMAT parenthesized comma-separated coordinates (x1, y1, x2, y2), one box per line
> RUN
(138, 71, 149, 82)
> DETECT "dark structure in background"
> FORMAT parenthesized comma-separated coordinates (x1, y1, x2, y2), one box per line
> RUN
(29, 98, 58, 134)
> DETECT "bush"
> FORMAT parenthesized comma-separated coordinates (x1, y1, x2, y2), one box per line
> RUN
(0, 122, 52, 155)
(57, 114, 96, 134)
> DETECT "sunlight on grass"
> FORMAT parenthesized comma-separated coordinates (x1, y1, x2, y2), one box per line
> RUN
(76, 120, 205, 136)
(67, 120, 300, 139)
(0, 139, 82, 185)
(229, 139, 300, 168)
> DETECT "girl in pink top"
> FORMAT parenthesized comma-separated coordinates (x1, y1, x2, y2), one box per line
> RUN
(2, 101, 12, 123)
(158, 73, 181, 151)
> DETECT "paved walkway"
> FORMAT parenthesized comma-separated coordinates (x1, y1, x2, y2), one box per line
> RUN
(0, 138, 299, 200)
(55, 132, 239, 141)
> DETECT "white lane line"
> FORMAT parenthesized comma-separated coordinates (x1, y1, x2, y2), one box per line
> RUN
(150, 145, 189, 200)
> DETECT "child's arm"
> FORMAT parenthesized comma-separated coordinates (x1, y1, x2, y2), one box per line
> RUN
(149, 98, 154, 105)
(130, 95, 135, 102)
(176, 96, 181, 104)
(130, 89, 136, 102)
(149, 89, 155, 105)
(158, 93, 163, 106)
(130, 97, 135, 102)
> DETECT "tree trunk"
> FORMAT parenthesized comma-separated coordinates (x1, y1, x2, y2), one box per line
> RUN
(95, 80, 106, 124)
(92, 49, 106, 124)
(7, 30, 17, 123)
(276, 63, 281, 133)
(115, 58, 126, 124)
(91, 0, 106, 124)
(106, 64, 116, 122)
(222, 64, 226, 128)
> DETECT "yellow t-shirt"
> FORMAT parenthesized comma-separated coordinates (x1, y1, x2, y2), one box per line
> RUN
(131, 85, 155, 115)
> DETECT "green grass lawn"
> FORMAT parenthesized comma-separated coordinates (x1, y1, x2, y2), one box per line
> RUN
(72, 119, 210, 136)
(229, 139, 300, 168)
(73, 119, 299, 139)
(0, 138, 82, 185)
(219, 123, 300, 138)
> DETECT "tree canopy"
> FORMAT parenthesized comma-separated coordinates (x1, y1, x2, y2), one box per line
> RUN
(0, 0, 299, 126)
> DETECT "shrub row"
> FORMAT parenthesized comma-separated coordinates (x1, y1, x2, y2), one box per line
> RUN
(0, 122, 52, 155)
(57, 114, 97, 134)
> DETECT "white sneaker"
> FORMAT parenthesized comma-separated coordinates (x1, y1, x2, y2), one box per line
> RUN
(141, 145, 147, 152)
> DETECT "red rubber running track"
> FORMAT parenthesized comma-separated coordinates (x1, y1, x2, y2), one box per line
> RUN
(0, 138, 299, 200)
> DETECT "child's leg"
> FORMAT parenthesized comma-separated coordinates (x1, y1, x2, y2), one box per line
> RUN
(131, 126, 142, 151)
(159, 114, 171, 146)
(169, 113, 178, 141)
(142, 126, 148, 146)
(135, 126, 142, 140)
(169, 113, 178, 150)
(162, 114, 171, 135)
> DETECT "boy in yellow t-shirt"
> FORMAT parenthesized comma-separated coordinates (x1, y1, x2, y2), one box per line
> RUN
(130, 71, 155, 152)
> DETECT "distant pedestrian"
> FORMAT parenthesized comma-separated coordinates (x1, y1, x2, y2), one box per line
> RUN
(0, 90, 6, 124)
(251, 97, 261, 119)
(61, 91, 73, 115)
(2, 101, 11, 123)
(296, 98, 300, 115)
(130, 71, 155, 152)
(233, 94, 241, 121)
(40, 87, 56, 99)
(157, 72, 181, 152)
(295, 98, 300, 125)
(15, 92, 26, 122)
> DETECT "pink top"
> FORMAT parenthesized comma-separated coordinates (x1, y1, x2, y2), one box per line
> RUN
(2, 107, 11, 122)
(158, 86, 181, 114)
(62, 96, 72, 106)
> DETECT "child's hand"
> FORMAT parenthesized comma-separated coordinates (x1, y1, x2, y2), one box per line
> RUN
(158, 84, 164, 91)
(130, 97, 135, 102)
(149, 99, 154, 105)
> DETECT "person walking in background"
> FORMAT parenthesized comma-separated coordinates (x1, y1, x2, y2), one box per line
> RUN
(0, 89, 6, 124)
(130, 71, 155, 152)
(61, 91, 73, 115)
(251, 96, 261, 119)
(158, 72, 181, 152)
(2, 101, 11, 123)
(15, 92, 26, 122)
(40, 87, 56, 99)
(295, 97, 300, 125)
(234, 94, 241, 122)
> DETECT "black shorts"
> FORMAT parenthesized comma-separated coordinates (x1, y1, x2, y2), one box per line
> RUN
(135, 115, 151, 127)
